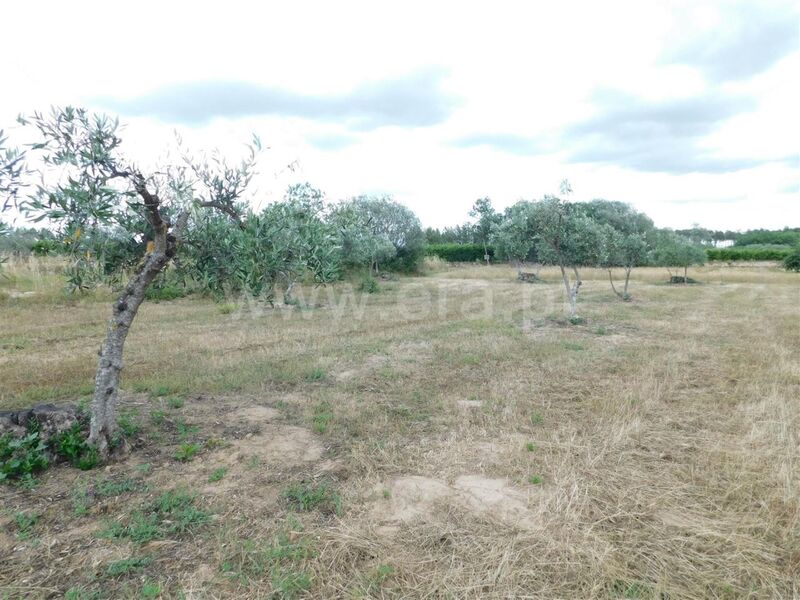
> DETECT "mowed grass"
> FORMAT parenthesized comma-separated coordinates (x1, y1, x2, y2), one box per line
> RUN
(0, 257, 798, 598)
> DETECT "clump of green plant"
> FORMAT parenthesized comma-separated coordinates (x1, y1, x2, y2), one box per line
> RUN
(358, 274, 381, 294)
(354, 563, 395, 596)
(95, 476, 144, 497)
(102, 489, 210, 544)
(117, 412, 142, 438)
(144, 281, 186, 302)
(528, 474, 544, 485)
(311, 401, 333, 434)
(282, 481, 341, 515)
(166, 396, 184, 409)
(147, 384, 182, 397)
(13, 511, 39, 539)
(208, 467, 228, 482)
(530, 412, 544, 426)
(525, 442, 537, 452)
(53, 424, 100, 471)
(73, 476, 146, 515)
(217, 302, 238, 315)
(139, 581, 161, 598)
(220, 525, 315, 597)
(105, 556, 152, 577)
(0, 432, 49, 483)
(174, 443, 201, 462)
(64, 586, 100, 600)
(149, 409, 166, 425)
(305, 367, 326, 382)
(175, 419, 200, 439)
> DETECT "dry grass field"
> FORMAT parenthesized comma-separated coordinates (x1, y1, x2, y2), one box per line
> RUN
(1, 257, 798, 598)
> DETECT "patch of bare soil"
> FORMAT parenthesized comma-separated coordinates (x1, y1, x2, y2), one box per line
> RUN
(372, 474, 539, 533)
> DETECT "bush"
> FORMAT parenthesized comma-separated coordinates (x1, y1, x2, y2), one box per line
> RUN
(357, 274, 380, 294)
(707, 246, 792, 261)
(783, 247, 800, 272)
(31, 239, 61, 256)
(53, 424, 100, 470)
(384, 244, 425, 272)
(426, 243, 493, 262)
(0, 432, 49, 482)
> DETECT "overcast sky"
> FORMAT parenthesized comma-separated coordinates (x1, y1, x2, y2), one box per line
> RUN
(3, 0, 799, 231)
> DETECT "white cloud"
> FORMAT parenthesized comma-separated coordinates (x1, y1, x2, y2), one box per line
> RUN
(2, 0, 798, 231)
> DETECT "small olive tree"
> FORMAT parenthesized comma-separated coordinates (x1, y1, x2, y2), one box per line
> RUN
(345, 195, 425, 273)
(19, 107, 260, 456)
(581, 200, 654, 300)
(490, 201, 539, 278)
(469, 197, 501, 265)
(327, 200, 395, 275)
(650, 231, 706, 283)
(532, 196, 600, 318)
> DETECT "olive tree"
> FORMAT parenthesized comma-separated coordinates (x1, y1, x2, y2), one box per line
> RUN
(469, 197, 501, 265)
(19, 107, 260, 456)
(581, 200, 653, 300)
(532, 196, 600, 318)
(327, 200, 395, 274)
(346, 195, 425, 273)
(650, 231, 706, 283)
(490, 201, 539, 278)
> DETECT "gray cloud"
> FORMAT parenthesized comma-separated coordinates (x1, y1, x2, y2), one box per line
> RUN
(664, 4, 799, 81)
(563, 90, 766, 174)
(450, 133, 545, 155)
(99, 69, 456, 130)
(453, 90, 776, 174)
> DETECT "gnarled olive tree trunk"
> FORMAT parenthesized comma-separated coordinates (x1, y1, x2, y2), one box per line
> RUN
(89, 197, 187, 456)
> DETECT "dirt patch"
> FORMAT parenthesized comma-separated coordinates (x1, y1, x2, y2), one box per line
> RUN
(372, 474, 538, 532)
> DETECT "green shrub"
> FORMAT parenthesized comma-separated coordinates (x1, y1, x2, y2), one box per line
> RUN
(706, 246, 791, 261)
(783, 247, 800, 272)
(358, 275, 381, 294)
(0, 432, 49, 483)
(31, 239, 61, 256)
(174, 443, 200, 462)
(425, 243, 493, 262)
(208, 467, 227, 482)
(53, 424, 100, 471)
(144, 281, 187, 302)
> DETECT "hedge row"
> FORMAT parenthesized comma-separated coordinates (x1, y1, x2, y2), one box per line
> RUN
(706, 246, 792, 261)
(425, 243, 493, 262)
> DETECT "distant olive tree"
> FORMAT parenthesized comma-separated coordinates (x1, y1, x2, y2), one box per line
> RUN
(469, 197, 501, 265)
(490, 201, 539, 278)
(581, 200, 654, 300)
(327, 199, 395, 275)
(19, 107, 260, 457)
(532, 196, 600, 318)
(650, 231, 706, 283)
(347, 195, 425, 273)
